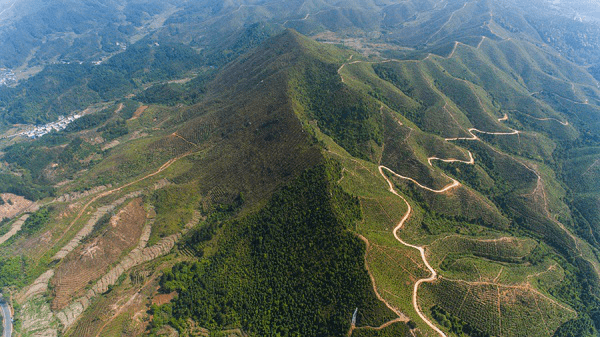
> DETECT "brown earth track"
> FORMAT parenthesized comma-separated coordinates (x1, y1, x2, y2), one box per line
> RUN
(53, 143, 193, 249)
(130, 105, 148, 120)
(338, 58, 575, 336)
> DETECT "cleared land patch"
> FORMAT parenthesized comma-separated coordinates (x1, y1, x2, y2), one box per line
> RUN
(130, 105, 148, 120)
(0, 193, 33, 219)
(51, 198, 146, 311)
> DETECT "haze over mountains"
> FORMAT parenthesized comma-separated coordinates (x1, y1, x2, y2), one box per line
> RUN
(0, 0, 600, 336)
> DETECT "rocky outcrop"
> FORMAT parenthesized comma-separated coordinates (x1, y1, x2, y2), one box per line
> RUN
(0, 213, 29, 245)
(54, 185, 111, 204)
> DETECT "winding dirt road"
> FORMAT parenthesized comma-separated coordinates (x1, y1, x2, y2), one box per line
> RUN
(53, 135, 196, 248)
(338, 57, 582, 336)
(444, 126, 519, 141)
(379, 165, 448, 337)
(387, 149, 474, 193)
(509, 110, 569, 126)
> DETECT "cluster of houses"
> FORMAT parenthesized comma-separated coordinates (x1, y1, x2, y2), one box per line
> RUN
(0, 68, 16, 86)
(23, 114, 82, 139)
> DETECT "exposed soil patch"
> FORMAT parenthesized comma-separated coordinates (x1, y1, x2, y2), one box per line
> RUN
(130, 105, 148, 120)
(101, 140, 120, 151)
(152, 291, 177, 306)
(56, 211, 201, 329)
(114, 103, 124, 114)
(65, 258, 183, 336)
(51, 198, 146, 311)
(0, 193, 33, 219)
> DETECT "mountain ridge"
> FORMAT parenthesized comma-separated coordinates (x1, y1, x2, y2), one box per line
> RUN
(2, 2, 600, 337)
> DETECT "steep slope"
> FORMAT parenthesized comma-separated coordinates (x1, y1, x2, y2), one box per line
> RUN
(148, 28, 600, 337)
(144, 30, 400, 337)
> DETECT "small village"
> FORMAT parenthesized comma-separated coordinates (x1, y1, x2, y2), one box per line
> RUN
(0, 68, 16, 86)
(21, 114, 82, 138)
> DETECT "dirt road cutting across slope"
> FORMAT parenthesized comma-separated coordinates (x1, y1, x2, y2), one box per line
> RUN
(379, 165, 448, 337)
(337, 59, 580, 336)
(53, 138, 196, 249)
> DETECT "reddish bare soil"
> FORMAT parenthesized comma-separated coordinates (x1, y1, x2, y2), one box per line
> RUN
(152, 292, 177, 306)
(130, 106, 148, 120)
(0, 193, 33, 219)
(66, 260, 184, 337)
(51, 198, 146, 311)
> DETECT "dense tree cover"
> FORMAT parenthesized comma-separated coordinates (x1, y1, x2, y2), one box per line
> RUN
(1, 64, 99, 124)
(372, 64, 426, 123)
(372, 65, 414, 97)
(431, 305, 490, 337)
(0, 0, 170, 68)
(203, 22, 282, 66)
(294, 59, 383, 160)
(20, 207, 51, 237)
(554, 315, 597, 337)
(4, 142, 62, 185)
(87, 67, 135, 100)
(549, 258, 600, 337)
(103, 42, 204, 82)
(527, 16, 600, 66)
(135, 68, 214, 106)
(97, 119, 128, 141)
(2, 132, 100, 194)
(0, 41, 204, 125)
(0, 174, 54, 201)
(136, 83, 188, 106)
(64, 111, 113, 133)
(183, 195, 244, 258)
(4, 136, 91, 183)
(0, 256, 29, 288)
(0, 21, 280, 126)
(116, 99, 140, 120)
(151, 164, 392, 336)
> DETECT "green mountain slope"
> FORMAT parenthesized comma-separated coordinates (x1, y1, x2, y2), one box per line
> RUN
(2, 0, 600, 335)
(145, 30, 398, 336)
(146, 29, 600, 336)
(333, 30, 600, 336)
